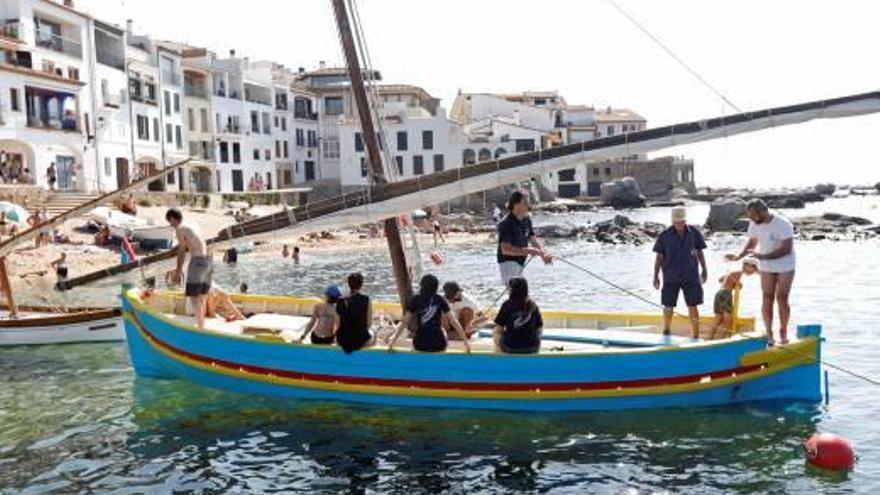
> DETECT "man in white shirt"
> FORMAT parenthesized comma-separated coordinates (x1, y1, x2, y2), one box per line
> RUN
(726, 199, 796, 345)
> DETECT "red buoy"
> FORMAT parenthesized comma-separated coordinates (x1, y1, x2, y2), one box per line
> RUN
(804, 433, 855, 471)
(430, 251, 444, 265)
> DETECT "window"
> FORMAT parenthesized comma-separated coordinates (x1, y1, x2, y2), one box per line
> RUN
(145, 83, 156, 102)
(232, 143, 241, 163)
(152, 118, 160, 142)
(275, 141, 281, 157)
(324, 96, 343, 116)
(9, 88, 19, 112)
(67, 67, 79, 81)
(558, 169, 576, 182)
(219, 142, 229, 163)
(175, 125, 182, 149)
(413, 155, 424, 175)
(307, 130, 317, 147)
(262, 112, 271, 134)
(250, 111, 259, 133)
(200, 108, 208, 132)
(136, 115, 149, 140)
(355, 132, 363, 152)
(606, 125, 615, 136)
(394, 156, 403, 176)
(396, 131, 408, 151)
(165, 123, 173, 143)
(265, 149, 271, 160)
(231, 169, 243, 192)
(173, 93, 180, 113)
(253, 148, 260, 161)
(605, 167, 612, 175)
(274, 116, 279, 128)
(283, 141, 289, 158)
(295, 128, 304, 146)
(280, 118, 286, 131)
(422, 130, 433, 150)
(322, 137, 340, 159)
(433, 154, 444, 172)
(592, 167, 599, 175)
(462, 149, 475, 165)
(103, 157, 112, 176)
(360, 157, 368, 177)
(514, 139, 535, 152)
(164, 91, 171, 115)
(187, 108, 195, 131)
(167, 169, 175, 185)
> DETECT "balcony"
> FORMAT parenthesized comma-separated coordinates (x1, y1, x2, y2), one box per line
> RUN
(218, 123, 241, 135)
(188, 141, 215, 161)
(184, 83, 207, 99)
(0, 20, 22, 43)
(294, 110, 318, 121)
(35, 32, 82, 58)
(162, 70, 181, 86)
(26, 87, 79, 132)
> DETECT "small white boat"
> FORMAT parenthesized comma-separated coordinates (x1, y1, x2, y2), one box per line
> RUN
(89, 207, 174, 246)
(0, 306, 123, 346)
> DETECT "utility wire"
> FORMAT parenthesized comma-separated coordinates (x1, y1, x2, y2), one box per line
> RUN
(603, 0, 743, 113)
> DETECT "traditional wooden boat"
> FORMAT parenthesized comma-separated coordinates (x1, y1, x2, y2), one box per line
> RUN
(0, 305, 123, 346)
(122, 289, 822, 411)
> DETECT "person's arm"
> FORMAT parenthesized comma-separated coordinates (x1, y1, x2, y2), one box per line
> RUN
(653, 253, 663, 289)
(444, 311, 471, 353)
(388, 312, 412, 351)
(726, 237, 757, 261)
(499, 241, 541, 258)
(529, 235, 553, 264)
(755, 238, 792, 260)
(298, 314, 317, 342)
(697, 250, 708, 284)
(172, 230, 188, 282)
(492, 325, 503, 351)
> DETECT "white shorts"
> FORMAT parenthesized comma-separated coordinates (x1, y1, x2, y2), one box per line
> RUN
(499, 261, 525, 287)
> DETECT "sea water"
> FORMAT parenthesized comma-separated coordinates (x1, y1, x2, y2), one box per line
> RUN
(1, 197, 879, 493)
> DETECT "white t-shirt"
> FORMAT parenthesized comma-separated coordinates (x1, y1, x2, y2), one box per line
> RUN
(747, 214, 796, 273)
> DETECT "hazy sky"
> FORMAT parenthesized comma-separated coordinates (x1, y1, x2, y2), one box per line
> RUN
(78, 0, 880, 188)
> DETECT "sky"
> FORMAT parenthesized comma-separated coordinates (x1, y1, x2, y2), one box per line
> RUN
(77, 0, 880, 188)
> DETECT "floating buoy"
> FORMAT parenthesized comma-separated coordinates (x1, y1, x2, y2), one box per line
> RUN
(804, 433, 855, 471)
(430, 251, 444, 265)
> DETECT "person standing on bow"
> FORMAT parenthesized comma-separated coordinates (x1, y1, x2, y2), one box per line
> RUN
(497, 191, 552, 286)
(726, 198, 796, 345)
(653, 207, 708, 339)
(166, 208, 212, 329)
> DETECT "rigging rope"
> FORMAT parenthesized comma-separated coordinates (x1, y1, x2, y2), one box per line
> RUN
(603, 0, 742, 113)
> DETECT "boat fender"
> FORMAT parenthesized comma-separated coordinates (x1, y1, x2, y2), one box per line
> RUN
(430, 251, 443, 265)
(804, 433, 855, 471)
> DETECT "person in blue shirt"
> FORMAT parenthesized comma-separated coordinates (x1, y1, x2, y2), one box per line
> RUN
(652, 207, 708, 339)
(496, 191, 553, 286)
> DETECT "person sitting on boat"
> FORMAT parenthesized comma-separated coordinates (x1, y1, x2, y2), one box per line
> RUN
(50, 252, 69, 283)
(442, 281, 484, 340)
(335, 272, 373, 353)
(165, 208, 213, 329)
(0, 211, 18, 238)
(389, 274, 471, 353)
(709, 258, 759, 339)
(205, 286, 245, 322)
(725, 198, 796, 346)
(493, 277, 543, 354)
(299, 285, 342, 345)
(497, 191, 552, 286)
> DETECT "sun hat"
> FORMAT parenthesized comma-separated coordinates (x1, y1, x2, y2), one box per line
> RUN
(671, 207, 687, 222)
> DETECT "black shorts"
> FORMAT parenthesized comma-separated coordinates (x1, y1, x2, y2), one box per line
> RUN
(310, 334, 335, 345)
(661, 279, 703, 308)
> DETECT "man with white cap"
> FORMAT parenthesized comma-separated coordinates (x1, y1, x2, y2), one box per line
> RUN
(652, 207, 708, 339)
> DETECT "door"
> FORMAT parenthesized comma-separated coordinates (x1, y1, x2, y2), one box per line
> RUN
(587, 181, 602, 197)
(231, 169, 244, 192)
(55, 155, 75, 190)
(304, 161, 315, 181)
(116, 158, 129, 189)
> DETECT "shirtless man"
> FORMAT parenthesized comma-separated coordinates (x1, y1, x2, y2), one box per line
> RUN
(165, 208, 212, 328)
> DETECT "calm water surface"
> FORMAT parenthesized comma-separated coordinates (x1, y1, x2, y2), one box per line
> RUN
(2, 197, 879, 494)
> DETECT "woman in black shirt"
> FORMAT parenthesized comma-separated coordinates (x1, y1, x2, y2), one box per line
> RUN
(493, 277, 543, 354)
(336, 272, 373, 353)
(388, 274, 471, 353)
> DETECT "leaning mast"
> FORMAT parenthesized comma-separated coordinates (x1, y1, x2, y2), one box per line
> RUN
(331, 0, 413, 306)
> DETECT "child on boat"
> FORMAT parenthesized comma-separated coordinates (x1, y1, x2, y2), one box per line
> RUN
(389, 274, 471, 353)
(493, 277, 543, 354)
(336, 272, 373, 353)
(205, 286, 245, 322)
(709, 258, 758, 339)
(299, 286, 341, 345)
(442, 281, 484, 340)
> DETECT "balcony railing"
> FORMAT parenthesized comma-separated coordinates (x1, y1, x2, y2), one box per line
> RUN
(294, 110, 318, 121)
(162, 70, 181, 86)
(184, 84, 207, 99)
(35, 31, 82, 58)
(27, 114, 78, 132)
(0, 21, 22, 42)
(219, 123, 241, 134)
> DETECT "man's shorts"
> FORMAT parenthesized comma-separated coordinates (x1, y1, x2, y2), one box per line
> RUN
(185, 256, 213, 297)
(661, 278, 703, 308)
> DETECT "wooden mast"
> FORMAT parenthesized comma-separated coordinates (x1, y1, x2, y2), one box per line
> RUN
(331, 0, 413, 306)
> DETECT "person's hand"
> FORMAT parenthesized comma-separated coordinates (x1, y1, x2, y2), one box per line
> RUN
(653, 275, 661, 290)
(701, 271, 708, 285)
(540, 252, 554, 265)
(166, 269, 182, 285)
(464, 342, 472, 354)
(724, 253, 739, 262)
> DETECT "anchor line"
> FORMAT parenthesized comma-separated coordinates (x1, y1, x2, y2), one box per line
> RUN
(775, 345, 880, 387)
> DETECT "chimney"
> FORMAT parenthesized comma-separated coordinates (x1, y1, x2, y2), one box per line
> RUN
(63, 0, 74, 8)
(125, 19, 133, 38)
(229, 49, 236, 58)
(298, 67, 305, 74)
(512, 109, 520, 125)
(318, 60, 326, 70)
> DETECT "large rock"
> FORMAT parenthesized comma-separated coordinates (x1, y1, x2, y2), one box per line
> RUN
(814, 183, 836, 196)
(875, 181, 880, 192)
(704, 197, 747, 232)
(600, 177, 646, 208)
(533, 224, 577, 238)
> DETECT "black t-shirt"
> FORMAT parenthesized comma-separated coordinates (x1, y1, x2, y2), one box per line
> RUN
(496, 214, 535, 265)
(406, 293, 450, 352)
(336, 293, 371, 353)
(494, 299, 543, 352)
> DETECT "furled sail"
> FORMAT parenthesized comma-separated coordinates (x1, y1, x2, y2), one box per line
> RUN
(57, 90, 880, 291)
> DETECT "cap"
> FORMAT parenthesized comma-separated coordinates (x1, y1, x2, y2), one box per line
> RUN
(442, 281, 461, 300)
(324, 285, 342, 299)
(742, 257, 759, 267)
(671, 207, 687, 222)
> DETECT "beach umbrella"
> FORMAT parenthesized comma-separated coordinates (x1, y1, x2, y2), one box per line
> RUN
(0, 202, 29, 223)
